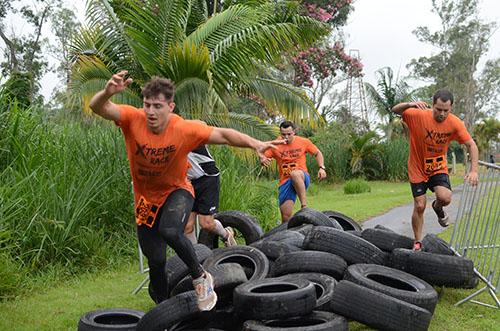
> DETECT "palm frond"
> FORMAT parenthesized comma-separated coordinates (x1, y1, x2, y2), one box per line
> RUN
(247, 78, 323, 126)
(200, 112, 278, 141)
(69, 56, 142, 113)
(85, 0, 136, 69)
(118, 0, 193, 75)
(173, 77, 212, 118)
(167, 41, 211, 83)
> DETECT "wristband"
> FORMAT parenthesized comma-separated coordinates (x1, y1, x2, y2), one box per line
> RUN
(319, 166, 326, 170)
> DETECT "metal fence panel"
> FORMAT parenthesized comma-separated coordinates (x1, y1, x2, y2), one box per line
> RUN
(450, 161, 500, 308)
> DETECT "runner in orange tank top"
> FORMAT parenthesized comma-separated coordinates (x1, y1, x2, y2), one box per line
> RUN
(89, 71, 280, 310)
(392, 89, 479, 251)
(261, 121, 327, 222)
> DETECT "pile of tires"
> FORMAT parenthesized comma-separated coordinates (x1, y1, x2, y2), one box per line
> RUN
(78, 208, 477, 331)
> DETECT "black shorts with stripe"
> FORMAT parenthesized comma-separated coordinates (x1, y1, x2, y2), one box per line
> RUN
(191, 175, 220, 215)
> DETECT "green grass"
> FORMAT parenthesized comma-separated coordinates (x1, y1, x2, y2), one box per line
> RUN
(1, 173, 496, 331)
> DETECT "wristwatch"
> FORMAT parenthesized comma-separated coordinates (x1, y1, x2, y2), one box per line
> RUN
(319, 166, 326, 170)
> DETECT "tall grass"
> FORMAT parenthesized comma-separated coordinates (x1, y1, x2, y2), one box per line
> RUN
(0, 103, 136, 298)
(380, 138, 409, 181)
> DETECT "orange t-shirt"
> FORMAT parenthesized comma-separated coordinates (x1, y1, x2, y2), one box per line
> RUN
(403, 108, 471, 183)
(117, 105, 213, 224)
(264, 136, 319, 185)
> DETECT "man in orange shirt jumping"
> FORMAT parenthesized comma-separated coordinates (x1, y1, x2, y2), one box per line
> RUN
(89, 71, 278, 310)
(261, 121, 327, 222)
(392, 89, 479, 251)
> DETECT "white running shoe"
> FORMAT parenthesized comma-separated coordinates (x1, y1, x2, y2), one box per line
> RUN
(224, 226, 237, 247)
(192, 271, 217, 311)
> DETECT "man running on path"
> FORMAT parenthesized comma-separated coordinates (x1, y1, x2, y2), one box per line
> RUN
(261, 121, 327, 222)
(392, 89, 478, 251)
(184, 145, 237, 246)
(89, 71, 277, 310)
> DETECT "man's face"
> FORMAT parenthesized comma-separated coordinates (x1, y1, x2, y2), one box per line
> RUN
(143, 94, 175, 133)
(432, 98, 452, 123)
(280, 126, 295, 144)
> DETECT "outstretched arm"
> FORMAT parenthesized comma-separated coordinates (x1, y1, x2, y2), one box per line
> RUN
(89, 70, 133, 121)
(207, 128, 283, 163)
(392, 101, 429, 115)
(314, 150, 327, 180)
(463, 139, 479, 186)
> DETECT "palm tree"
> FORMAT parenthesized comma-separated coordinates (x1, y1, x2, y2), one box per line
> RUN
(365, 67, 412, 140)
(349, 131, 380, 177)
(69, 0, 329, 139)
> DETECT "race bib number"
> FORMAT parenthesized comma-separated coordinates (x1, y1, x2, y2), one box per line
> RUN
(281, 162, 298, 177)
(424, 155, 446, 174)
(135, 196, 160, 227)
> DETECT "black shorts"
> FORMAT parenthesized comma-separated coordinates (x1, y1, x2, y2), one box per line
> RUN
(191, 175, 220, 215)
(410, 173, 451, 198)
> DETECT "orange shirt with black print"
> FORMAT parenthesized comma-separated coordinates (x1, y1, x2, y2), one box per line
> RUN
(116, 105, 213, 226)
(264, 136, 319, 185)
(403, 108, 471, 183)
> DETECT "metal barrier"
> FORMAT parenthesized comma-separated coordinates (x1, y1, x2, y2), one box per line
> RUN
(450, 160, 500, 309)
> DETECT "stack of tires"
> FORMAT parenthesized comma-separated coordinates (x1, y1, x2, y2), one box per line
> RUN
(78, 208, 477, 331)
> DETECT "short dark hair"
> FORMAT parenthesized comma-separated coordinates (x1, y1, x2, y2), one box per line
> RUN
(279, 120, 296, 130)
(433, 89, 454, 105)
(142, 76, 175, 101)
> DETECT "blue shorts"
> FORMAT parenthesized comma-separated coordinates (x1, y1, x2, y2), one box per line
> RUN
(278, 172, 310, 206)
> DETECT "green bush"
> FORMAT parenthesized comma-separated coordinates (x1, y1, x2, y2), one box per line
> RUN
(343, 178, 371, 194)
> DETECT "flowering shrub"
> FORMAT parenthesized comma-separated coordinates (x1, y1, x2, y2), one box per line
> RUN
(291, 42, 363, 87)
(303, 0, 352, 23)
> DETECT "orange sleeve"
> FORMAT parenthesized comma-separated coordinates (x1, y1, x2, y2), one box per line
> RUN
(452, 116, 472, 144)
(115, 104, 140, 128)
(181, 120, 214, 151)
(401, 107, 420, 124)
(306, 139, 319, 155)
(264, 148, 274, 158)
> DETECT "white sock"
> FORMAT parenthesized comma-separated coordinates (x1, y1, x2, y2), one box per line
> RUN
(212, 219, 229, 239)
(185, 230, 198, 244)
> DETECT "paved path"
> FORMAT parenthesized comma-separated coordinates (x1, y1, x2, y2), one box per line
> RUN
(362, 185, 464, 237)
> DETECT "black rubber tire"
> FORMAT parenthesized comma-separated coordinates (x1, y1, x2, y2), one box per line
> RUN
(374, 224, 396, 232)
(391, 248, 476, 288)
(304, 226, 385, 265)
(322, 210, 361, 231)
(136, 291, 200, 331)
(198, 210, 264, 248)
(361, 228, 414, 251)
(234, 278, 316, 320)
(170, 308, 243, 331)
(271, 250, 347, 280)
(250, 240, 302, 261)
(257, 230, 305, 248)
(344, 263, 438, 313)
(78, 308, 144, 331)
(290, 223, 314, 237)
(276, 273, 337, 311)
(243, 311, 348, 331)
(262, 222, 289, 238)
(422, 234, 455, 255)
(287, 208, 342, 230)
(169, 262, 248, 299)
(202, 246, 270, 281)
(330, 280, 432, 331)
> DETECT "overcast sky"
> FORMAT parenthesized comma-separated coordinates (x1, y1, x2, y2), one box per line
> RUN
(37, 0, 500, 101)
(343, 0, 500, 87)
